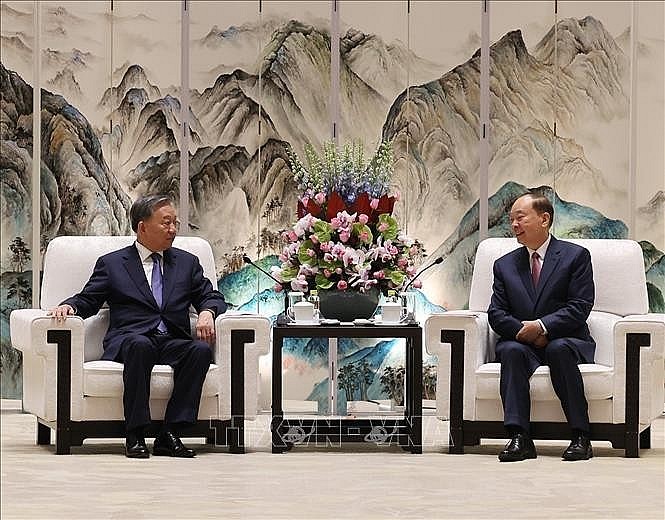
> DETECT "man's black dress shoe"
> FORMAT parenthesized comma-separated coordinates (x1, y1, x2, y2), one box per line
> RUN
(562, 433, 593, 461)
(125, 434, 150, 459)
(153, 430, 196, 458)
(498, 433, 537, 462)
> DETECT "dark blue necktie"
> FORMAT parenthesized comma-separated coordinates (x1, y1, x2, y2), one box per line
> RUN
(151, 253, 167, 333)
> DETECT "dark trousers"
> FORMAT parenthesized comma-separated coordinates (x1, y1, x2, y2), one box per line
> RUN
(496, 338, 590, 433)
(116, 333, 213, 432)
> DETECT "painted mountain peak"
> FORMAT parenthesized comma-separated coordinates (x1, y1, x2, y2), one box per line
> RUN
(99, 64, 161, 111)
(382, 16, 632, 253)
(425, 181, 629, 309)
(0, 63, 131, 259)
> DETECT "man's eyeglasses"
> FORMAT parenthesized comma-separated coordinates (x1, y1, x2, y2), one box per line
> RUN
(159, 219, 181, 231)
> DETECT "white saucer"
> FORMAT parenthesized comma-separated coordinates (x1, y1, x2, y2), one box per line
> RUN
(373, 315, 408, 326)
(287, 320, 321, 326)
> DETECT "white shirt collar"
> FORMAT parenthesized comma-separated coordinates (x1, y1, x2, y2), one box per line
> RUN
(135, 241, 162, 262)
(527, 234, 551, 261)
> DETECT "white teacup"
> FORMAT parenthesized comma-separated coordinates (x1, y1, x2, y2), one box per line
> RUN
(288, 301, 315, 323)
(381, 302, 404, 323)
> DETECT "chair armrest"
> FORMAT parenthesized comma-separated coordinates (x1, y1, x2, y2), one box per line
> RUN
(10, 309, 86, 422)
(424, 312, 490, 426)
(424, 311, 491, 367)
(10, 309, 85, 358)
(214, 314, 271, 420)
(612, 315, 665, 427)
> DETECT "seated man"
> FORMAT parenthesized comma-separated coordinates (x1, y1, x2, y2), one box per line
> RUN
(488, 192, 595, 462)
(49, 194, 227, 458)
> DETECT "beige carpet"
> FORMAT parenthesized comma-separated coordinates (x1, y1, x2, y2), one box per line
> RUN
(1, 400, 663, 519)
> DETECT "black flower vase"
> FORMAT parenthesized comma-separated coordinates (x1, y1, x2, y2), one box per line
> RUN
(318, 287, 380, 321)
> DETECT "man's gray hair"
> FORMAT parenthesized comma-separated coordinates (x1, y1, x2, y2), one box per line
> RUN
(130, 195, 174, 232)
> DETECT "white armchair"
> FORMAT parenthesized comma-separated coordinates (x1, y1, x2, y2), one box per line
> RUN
(10, 236, 270, 454)
(425, 238, 664, 457)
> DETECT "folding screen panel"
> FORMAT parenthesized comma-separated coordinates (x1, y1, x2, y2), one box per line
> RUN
(253, 0, 333, 412)
(39, 1, 127, 242)
(636, 1, 665, 311)
(110, 1, 182, 204)
(554, 1, 631, 235)
(406, 0, 481, 311)
(187, 1, 267, 313)
(254, 0, 331, 317)
(487, 1, 554, 204)
(0, 0, 34, 397)
(337, 1, 409, 147)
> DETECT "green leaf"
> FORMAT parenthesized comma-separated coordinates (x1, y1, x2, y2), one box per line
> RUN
(297, 239, 317, 266)
(352, 222, 373, 245)
(280, 266, 299, 282)
(386, 269, 406, 286)
(378, 213, 399, 240)
(313, 220, 333, 242)
(315, 273, 335, 290)
(318, 259, 339, 271)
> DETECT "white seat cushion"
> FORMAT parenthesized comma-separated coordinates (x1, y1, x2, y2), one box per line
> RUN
(475, 363, 614, 401)
(83, 361, 221, 399)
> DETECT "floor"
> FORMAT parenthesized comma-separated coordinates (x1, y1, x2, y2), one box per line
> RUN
(1, 400, 663, 519)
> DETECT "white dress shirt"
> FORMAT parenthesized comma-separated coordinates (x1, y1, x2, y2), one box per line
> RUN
(135, 241, 162, 290)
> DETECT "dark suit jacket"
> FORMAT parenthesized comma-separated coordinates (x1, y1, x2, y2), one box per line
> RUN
(487, 236, 595, 363)
(63, 245, 227, 361)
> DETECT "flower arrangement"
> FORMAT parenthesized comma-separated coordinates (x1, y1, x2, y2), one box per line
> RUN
(271, 140, 425, 295)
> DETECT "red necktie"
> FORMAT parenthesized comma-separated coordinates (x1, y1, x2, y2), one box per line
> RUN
(531, 252, 541, 287)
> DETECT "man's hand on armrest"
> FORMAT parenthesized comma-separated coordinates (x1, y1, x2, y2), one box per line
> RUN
(47, 304, 75, 323)
(196, 309, 215, 344)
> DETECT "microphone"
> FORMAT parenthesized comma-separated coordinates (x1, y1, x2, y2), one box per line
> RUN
(242, 255, 283, 286)
(402, 256, 444, 292)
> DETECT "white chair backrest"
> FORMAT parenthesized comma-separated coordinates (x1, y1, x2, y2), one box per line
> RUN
(468, 238, 648, 316)
(41, 236, 217, 310)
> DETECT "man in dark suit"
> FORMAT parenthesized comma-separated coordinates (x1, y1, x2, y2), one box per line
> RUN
(49, 195, 227, 458)
(488, 192, 595, 462)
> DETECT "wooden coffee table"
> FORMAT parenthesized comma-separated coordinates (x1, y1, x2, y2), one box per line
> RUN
(271, 317, 423, 453)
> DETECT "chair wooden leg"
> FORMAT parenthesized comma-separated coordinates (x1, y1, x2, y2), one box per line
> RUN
(449, 427, 465, 454)
(55, 425, 71, 455)
(37, 423, 51, 445)
(442, 329, 465, 455)
(624, 431, 639, 458)
(228, 416, 245, 454)
(639, 426, 651, 449)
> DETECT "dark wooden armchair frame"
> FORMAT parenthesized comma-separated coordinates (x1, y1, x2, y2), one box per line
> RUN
(442, 329, 653, 458)
(38, 329, 256, 455)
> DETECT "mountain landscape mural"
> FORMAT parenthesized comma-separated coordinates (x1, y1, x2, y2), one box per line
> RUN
(1, 2, 662, 401)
